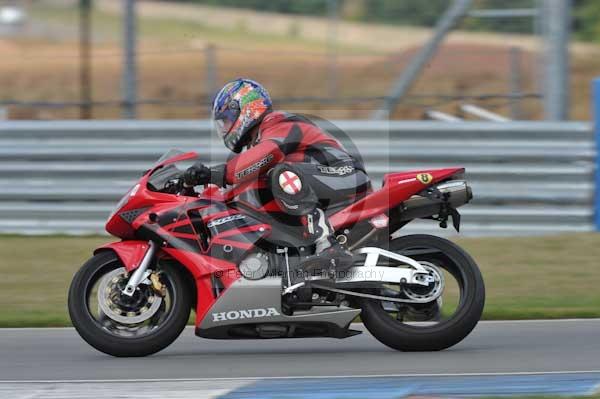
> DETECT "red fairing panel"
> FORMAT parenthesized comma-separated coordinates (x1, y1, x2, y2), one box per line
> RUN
(105, 152, 197, 238)
(95, 241, 243, 327)
(160, 248, 239, 279)
(383, 168, 463, 185)
(98, 151, 248, 328)
(94, 241, 150, 273)
(330, 168, 464, 229)
(161, 247, 241, 327)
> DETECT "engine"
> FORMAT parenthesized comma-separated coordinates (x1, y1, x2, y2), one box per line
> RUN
(238, 251, 270, 280)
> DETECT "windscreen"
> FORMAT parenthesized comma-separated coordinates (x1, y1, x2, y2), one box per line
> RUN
(147, 150, 199, 192)
(154, 149, 186, 165)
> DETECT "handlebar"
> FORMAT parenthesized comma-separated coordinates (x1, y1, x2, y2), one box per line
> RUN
(163, 178, 209, 197)
(163, 178, 186, 195)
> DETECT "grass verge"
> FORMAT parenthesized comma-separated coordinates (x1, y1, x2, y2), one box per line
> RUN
(0, 233, 599, 327)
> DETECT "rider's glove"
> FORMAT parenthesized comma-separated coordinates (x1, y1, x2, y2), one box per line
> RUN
(183, 163, 211, 187)
(164, 178, 184, 193)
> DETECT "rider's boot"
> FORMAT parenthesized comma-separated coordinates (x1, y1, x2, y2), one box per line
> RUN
(293, 209, 354, 281)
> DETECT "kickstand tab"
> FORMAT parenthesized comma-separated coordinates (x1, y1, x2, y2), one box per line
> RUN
(278, 247, 295, 290)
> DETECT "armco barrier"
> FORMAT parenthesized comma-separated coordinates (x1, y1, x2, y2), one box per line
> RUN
(0, 120, 595, 236)
(594, 78, 600, 232)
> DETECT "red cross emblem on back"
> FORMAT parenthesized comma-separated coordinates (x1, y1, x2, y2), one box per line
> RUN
(279, 171, 302, 195)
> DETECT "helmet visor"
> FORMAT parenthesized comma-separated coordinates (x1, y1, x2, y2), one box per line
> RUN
(213, 105, 240, 139)
(214, 118, 233, 139)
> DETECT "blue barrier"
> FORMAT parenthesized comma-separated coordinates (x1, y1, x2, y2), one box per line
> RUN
(595, 78, 600, 231)
(220, 373, 600, 398)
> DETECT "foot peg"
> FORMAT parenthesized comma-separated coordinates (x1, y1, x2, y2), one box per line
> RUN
(282, 282, 305, 295)
(283, 254, 355, 295)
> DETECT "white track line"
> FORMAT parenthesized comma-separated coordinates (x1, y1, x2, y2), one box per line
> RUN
(3, 370, 600, 384)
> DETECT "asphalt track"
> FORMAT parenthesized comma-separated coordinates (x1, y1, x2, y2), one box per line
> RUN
(1, 319, 600, 398)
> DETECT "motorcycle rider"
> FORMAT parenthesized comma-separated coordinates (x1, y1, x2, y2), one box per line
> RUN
(183, 78, 370, 284)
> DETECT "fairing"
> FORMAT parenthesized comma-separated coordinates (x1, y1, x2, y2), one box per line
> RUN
(94, 241, 150, 273)
(99, 151, 274, 326)
(105, 151, 198, 239)
(329, 168, 464, 229)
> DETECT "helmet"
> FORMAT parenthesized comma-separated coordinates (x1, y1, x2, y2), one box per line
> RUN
(211, 78, 272, 152)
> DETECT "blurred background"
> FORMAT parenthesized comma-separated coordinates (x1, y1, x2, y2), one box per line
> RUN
(1, 0, 599, 327)
(0, 0, 593, 121)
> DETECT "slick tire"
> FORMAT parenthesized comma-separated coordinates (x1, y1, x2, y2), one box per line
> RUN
(360, 234, 485, 351)
(68, 251, 192, 357)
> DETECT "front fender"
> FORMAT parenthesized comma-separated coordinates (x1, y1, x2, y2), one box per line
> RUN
(95, 240, 242, 328)
(94, 241, 150, 273)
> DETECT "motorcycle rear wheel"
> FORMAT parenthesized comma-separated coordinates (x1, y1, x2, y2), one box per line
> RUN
(360, 234, 485, 351)
(68, 251, 192, 357)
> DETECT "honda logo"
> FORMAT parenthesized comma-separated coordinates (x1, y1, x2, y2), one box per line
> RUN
(212, 307, 281, 322)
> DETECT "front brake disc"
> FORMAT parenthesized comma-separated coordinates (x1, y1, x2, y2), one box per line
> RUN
(97, 267, 162, 324)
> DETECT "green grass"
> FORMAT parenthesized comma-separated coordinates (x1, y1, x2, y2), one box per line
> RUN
(28, 3, 372, 54)
(0, 235, 108, 327)
(1, 233, 600, 327)
(455, 233, 600, 320)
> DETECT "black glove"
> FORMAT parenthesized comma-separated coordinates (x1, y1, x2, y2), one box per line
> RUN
(163, 178, 184, 194)
(183, 163, 210, 187)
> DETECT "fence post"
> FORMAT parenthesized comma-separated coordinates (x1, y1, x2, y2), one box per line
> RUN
(122, 0, 137, 119)
(594, 78, 600, 231)
(508, 46, 522, 120)
(205, 44, 217, 105)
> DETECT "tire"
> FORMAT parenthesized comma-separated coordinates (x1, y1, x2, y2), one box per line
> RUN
(68, 251, 192, 357)
(360, 234, 485, 351)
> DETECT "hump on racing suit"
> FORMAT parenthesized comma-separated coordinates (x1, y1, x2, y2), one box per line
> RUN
(225, 111, 371, 216)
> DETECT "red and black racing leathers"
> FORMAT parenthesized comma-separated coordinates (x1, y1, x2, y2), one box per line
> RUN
(208, 111, 370, 209)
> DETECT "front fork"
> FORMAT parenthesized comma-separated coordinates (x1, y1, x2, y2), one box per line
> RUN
(122, 240, 157, 297)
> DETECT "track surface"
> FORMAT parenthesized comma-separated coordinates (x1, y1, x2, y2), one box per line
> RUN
(1, 319, 600, 381)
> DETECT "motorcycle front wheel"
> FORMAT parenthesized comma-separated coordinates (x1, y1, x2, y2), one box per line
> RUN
(68, 251, 192, 357)
(360, 234, 485, 351)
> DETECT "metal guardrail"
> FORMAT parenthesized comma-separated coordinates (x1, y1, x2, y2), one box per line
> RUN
(0, 120, 595, 236)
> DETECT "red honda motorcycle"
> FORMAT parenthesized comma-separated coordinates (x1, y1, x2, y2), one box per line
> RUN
(68, 149, 485, 357)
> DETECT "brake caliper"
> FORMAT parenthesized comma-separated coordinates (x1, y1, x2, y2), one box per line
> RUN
(149, 272, 166, 297)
